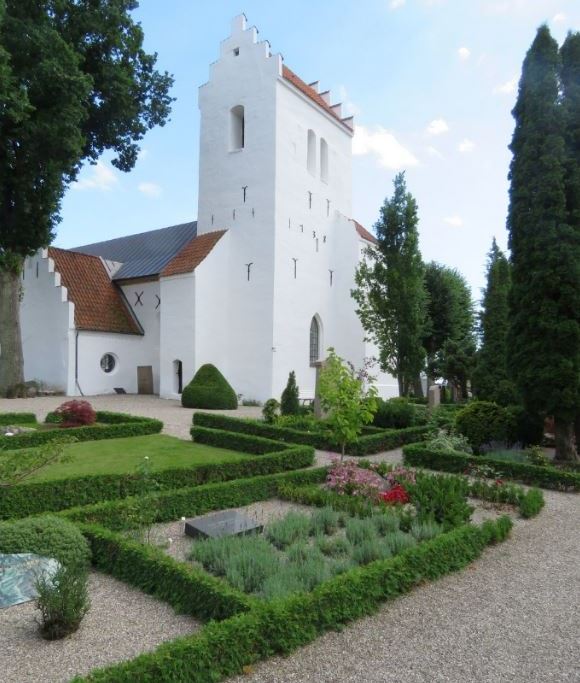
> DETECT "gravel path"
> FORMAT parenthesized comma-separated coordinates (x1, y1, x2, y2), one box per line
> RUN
(227, 487, 580, 683)
(0, 394, 261, 440)
(0, 570, 199, 683)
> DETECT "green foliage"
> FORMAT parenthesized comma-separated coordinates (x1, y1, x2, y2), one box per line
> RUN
(0, 412, 36, 425)
(0, 435, 75, 487)
(472, 240, 513, 403)
(467, 478, 544, 519)
(317, 348, 379, 456)
(0, 515, 90, 569)
(316, 536, 352, 558)
(310, 507, 342, 535)
(383, 530, 418, 555)
(0, 411, 163, 450)
(262, 399, 280, 424)
(525, 445, 551, 467)
(0, 434, 314, 520)
(280, 371, 300, 416)
(181, 364, 238, 409)
(370, 510, 400, 535)
(410, 519, 442, 542)
(352, 172, 427, 394)
(403, 442, 580, 491)
(345, 517, 377, 545)
(425, 429, 472, 454)
(423, 262, 476, 388)
(265, 512, 312, 549)
(507, 25, 580, 461)
(504, 404, 544, 447)
(455, 401, 510, 453)
(351, 539, 391, 564)
(438, 338, 476, 401)
(35, 564, 90, 640)
(406, 473, 472, 529)
(70, 517, 513, 683)
(373, 397, 416, 429)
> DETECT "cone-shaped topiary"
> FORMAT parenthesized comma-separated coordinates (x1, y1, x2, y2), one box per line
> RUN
(280, 371, 300, 415)
(181, 364, 238, 409)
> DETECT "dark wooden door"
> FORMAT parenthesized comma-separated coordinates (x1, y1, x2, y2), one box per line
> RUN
(137, 366, 154, 394)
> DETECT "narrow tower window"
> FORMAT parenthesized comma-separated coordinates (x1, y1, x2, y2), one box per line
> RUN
(310, 317, 320, 363)
(320, 138, 329, 182)
(230, 105, 245, 150)
(307, 129, 316, 175)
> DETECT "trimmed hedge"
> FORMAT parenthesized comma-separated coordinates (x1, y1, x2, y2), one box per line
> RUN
(74, 515, 513, 682)
(181, 364, 238, 409)
(0, 412, 37, 425)
(468, 479, 544, 519)
(61, 468, 328, 531)
(0, 411, 162, 450)
(193, 412, 429, 456)
(0, 441, 315, 520)
(403, 442, 580, 491)
(80, 523, 253, 621)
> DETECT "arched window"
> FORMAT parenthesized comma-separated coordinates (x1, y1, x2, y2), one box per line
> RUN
(309, 316, 320, 363)
(320, 138, 328, 182)
(307, 129, 316, 175)
(230, 105, 245, 150)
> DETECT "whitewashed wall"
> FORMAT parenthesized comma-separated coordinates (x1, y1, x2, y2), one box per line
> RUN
(20, 251, 75, 394)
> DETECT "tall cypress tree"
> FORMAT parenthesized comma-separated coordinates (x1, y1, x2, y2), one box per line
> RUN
(507, 25, 579, 461)
(352, 172, 426, 396)
(560, 32, 580, 446)
(472, 239, 514, 404)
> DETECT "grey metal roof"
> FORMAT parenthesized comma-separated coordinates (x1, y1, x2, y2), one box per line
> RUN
(72, 221, 198, 280)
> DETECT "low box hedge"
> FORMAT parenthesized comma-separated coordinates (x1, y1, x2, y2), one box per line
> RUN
(403, 442, 580, 491)
(193, 412, 429, 456)
(0, 441, 315, 520)
(74, 515, 513, 683)
(0, 412, 37, 425)
(0, 411, 162, 450)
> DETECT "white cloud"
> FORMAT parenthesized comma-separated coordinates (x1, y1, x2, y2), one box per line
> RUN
(73, 161, 118, 191)
(426, 118, 449, 136)
(552, 13, 566, 23)
(427, 145, 445, 160)
(458, 47, 471, 61)
(353, 125, 418, 170)
(444, 215, 463, 228)
(493, 75, 518, 95)
(389, 0, 406, 9)
(138, 182, 162, 198)
(458, 138, 475, 153)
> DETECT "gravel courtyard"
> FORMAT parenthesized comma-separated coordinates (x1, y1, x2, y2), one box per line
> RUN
(1, 395, 578, 682)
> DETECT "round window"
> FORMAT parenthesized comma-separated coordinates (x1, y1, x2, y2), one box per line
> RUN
(100, 353, 116, 374)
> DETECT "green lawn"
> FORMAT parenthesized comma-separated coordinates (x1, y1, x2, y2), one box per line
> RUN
(22, 434, 247, 482)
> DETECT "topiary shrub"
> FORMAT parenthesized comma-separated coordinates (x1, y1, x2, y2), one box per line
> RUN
(455, 401, 509, 454)
(181, 364, 238, 409)
(280, 371, 300, 416)
(505, 404, 544, 447)
(373, 398, 415, 429)
(0, 515, 91, 569)
(52, 400, 96, 427)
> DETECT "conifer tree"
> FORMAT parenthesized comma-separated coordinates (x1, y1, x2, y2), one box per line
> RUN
(507, 25, 579, 461)
(352, 173, 426, 396)
(280, 371, 300, 415)
(472, 239, 515, 403)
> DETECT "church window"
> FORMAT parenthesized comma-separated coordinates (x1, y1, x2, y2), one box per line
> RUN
(100, 353, 116, 374)
(308, 191, 312, 209)
(230, 105, 245, 150)
(307, 129, 316, 175)
(320, 138, 329, 182)
(310, 317, 320, 363)
(233, 47, 240, 56)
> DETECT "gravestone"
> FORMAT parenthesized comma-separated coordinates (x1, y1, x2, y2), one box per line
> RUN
(0, 553, 59, 608)
(184, 510, 263, 539)
(428, 385, 440, 409)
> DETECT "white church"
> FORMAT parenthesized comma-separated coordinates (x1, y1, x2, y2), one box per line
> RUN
(20, 15, 398, 402)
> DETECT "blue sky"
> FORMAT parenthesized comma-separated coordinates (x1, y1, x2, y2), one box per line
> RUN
(57, 0, 579, 299)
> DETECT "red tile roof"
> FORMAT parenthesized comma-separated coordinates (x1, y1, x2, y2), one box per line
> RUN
(353, 220, 378, 245)
(161, 230, 226, 277)
(282, 66, 353, 132)
(48, 247, 142, 335)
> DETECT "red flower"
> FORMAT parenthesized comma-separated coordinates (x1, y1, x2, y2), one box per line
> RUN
(380, 484, 410, 505)
(495, 479, 503, 486)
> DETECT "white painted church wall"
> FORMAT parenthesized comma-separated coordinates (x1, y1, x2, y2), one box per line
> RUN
(20, 252, 75, 394)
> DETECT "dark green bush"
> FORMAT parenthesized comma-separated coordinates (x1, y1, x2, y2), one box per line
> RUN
(71, 516, 513, 683)
(406, 473, 472, 529)
(262, 399, 280, 424)
(403, 442, 580, 491)
(0, 412, 37, 425)
(0, 515, 90, 569)
(373, 398, 415, 429)
(280, 371, 300, 416)
(181, 364, 238, 409)
(505, 404, 544, 446)
(455, 401, 509, 453)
